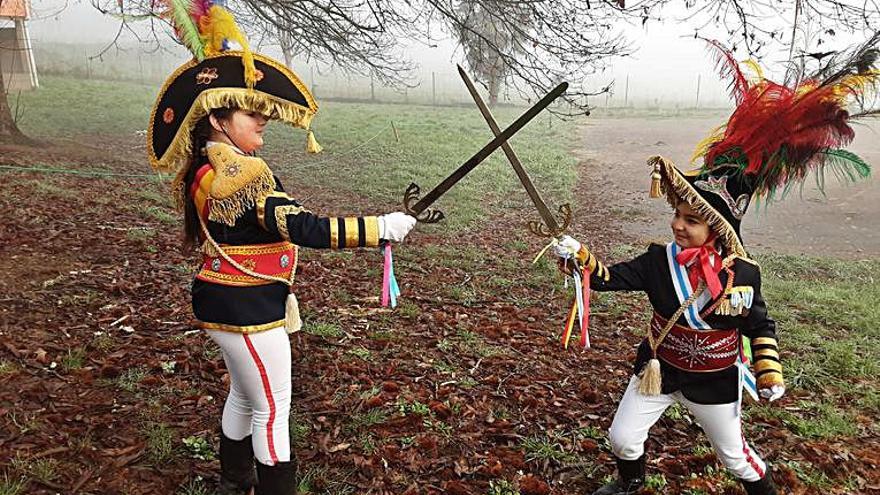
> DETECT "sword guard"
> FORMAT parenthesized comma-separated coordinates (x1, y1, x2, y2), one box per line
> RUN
(403, 182, 445, 223)
(528, 203, 573, 237)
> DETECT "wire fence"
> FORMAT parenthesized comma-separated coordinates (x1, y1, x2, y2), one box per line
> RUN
(28, 42, 733, 110)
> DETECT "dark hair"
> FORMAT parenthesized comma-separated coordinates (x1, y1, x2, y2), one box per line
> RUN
(181, 107, 236, 250)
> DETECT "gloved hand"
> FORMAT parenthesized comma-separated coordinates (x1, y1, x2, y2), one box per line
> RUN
(378, 212, 417, 243)
(759, 384, 785, 402)
(552, 235, 609, 281)
(553, 235, 583, 259)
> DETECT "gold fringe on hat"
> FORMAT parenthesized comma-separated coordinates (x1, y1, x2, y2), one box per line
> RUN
(647, 156, 753, 263)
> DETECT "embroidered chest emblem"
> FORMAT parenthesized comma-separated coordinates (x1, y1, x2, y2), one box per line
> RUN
(196, 67, 220, 85)
(694, 175, 750, 219)
(662, 331, 739, 368)
(224, 163, 241, 177)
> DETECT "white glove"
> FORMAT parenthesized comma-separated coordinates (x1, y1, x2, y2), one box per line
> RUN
(553, 235, 582, 259)
(378, 212, 417, 243)
(759, 384, 785, 402)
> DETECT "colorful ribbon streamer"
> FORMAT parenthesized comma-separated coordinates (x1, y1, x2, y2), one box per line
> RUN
(738, 336, 759, 401)
(381, 243, 401, 308)
(562, 264, 591, 349)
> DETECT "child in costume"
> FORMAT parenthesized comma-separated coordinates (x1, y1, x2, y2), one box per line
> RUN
(146, 5, 416, 494)
(554, 41, 878, 495)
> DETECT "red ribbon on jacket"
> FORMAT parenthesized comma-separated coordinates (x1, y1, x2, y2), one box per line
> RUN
(676, 238, 723, 298)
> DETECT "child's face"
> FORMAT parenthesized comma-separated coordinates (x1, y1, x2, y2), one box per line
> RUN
(211, 109, 269, 153)
(670, 202, 711, 248)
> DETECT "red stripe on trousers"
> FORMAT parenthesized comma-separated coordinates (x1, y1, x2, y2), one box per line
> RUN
(741, 433, 765, 479)
(242, 334, 278, 464)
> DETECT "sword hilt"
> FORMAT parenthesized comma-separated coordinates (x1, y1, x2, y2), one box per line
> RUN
(403, 182, 445, 223)
(527, 203, 573, 237)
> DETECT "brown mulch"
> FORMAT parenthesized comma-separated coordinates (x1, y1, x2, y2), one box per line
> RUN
(0, 137, 877, 494)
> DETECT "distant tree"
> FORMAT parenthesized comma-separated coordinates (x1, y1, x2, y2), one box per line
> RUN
(0, 72, 31, 145)
(635, 0, 880, 58)
(92, 0, 877, 116)
(41, 0, 873, 120)
(452, 1, 531, 106)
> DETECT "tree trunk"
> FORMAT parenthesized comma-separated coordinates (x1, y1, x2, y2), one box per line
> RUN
(279, 33, 295, 69)
(0, 70, 30, 145)
(488, 73, 500, 107)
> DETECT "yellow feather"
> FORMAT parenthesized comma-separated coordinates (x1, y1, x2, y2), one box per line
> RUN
(200, 5, 257, 88)
(742, 59, 764, 85)
(691, 124, 726, 165)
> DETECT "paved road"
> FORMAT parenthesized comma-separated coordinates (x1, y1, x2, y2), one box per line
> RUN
(572, 115, 880, 259)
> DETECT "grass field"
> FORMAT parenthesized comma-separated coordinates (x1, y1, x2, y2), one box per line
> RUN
(2, 75, 878, 494)
(16, 75, 578, 233)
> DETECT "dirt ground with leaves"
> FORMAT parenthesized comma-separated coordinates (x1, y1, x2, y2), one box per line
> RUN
(1, 129, 878, 495)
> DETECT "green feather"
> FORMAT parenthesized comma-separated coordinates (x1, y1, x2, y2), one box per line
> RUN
(818, 148, 872, 185)
(168, 0, 205, 60)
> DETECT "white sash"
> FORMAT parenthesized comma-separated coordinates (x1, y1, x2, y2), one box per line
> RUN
(665, 242, 712, 330)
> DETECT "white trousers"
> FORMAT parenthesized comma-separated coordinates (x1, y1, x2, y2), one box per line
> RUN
(207, 326, 291, 466)
(608, 376, 766, 482)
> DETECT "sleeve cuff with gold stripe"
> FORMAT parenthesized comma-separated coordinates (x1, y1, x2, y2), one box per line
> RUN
(576, 246, 610, 281)
(329, 216, 380, 249)
(752, 336, 784, 387)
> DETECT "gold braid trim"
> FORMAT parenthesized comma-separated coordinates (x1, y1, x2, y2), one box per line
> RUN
(273, 204, 306, 241)
(752, 337, 778, 347)
(648, 156, 756, 264)
(198, 319, 286, 334)
(257, 191, 293, 229)
(363, 217, 380, 246)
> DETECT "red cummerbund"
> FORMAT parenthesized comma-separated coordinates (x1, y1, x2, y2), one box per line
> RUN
(651, 312, 739, 372)
(196, 241, 297, 287)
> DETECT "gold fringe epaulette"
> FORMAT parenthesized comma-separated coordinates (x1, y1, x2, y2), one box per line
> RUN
(206, 143, 276, 226)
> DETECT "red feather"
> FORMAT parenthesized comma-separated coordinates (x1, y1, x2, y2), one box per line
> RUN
(190, 0, 212, 26)
(703, 38, 750, 103)
(701, 41, 872, 197)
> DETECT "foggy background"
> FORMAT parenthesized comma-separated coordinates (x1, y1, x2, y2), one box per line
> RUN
(6, 0, 757, 108)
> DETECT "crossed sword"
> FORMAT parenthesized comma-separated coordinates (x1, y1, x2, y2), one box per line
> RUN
(402, 67, 572, 237)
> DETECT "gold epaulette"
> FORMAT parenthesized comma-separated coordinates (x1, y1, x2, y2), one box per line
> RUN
(206, 143, 276, 226)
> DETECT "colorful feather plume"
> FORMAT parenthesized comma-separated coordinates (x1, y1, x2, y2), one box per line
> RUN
(695, 38, 880, 198)
(159, 0, 257, 88)
(199, 5, 257, 87)
(164, 0, 205, 60)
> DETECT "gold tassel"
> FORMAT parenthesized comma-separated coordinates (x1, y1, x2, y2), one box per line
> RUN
(638, 358, 662, 395)
(649, 163, 663, 198)
(285, 292, 302, 334)
(306, 129, 323, 154)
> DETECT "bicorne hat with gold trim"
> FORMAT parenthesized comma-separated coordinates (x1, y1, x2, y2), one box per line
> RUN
(147, 0, 321, 203)
(648, 39, 879, 259)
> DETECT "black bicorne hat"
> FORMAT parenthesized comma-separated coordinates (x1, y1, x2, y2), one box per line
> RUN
(649, 157, 752, 259)
(148, 52, 318, 175)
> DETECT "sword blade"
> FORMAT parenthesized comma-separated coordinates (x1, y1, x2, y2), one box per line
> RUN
(409, 80, 568, 214)
(457, 65, 561, 233)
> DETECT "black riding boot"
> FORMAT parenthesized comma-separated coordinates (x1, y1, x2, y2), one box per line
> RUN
(255, 460, 297, 495)
(591, 455, 646, 495)
(741, 471, 778, 495)
(218, 434, 257, 495)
